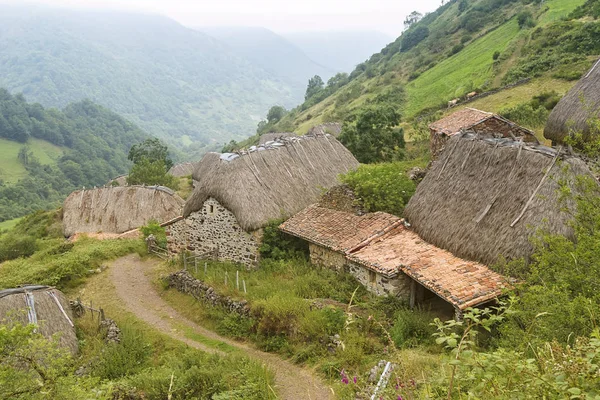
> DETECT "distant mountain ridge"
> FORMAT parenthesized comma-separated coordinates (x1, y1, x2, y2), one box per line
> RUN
(0, 5, 300, 152)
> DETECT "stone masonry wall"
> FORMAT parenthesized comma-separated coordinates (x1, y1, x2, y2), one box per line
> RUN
(472, 118, 537, 142)
(346, 261, 412, 298)
(166, 270, 250, 316)
(165, 197, 259, 266)
(309, 243, 347, 271)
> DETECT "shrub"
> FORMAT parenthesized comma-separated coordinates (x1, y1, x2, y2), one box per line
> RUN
(517, 11, 536, 29)
(139, 219, 166, 248)
(500, 102, 549, 128)
(493, 50, 501, 60)
(253, 293, 310, 337)
(390, 308, 437, 348)
(0, 234, 37, 262)
(258, 219, 308, 260)
(450, 43, 464, 55)
(340, 161, 421, 216)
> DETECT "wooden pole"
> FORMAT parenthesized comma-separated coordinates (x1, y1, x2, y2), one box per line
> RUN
(225, 271, 228, 286)
(243, 280, 247, 294)
(184, 253, 188, 270)
(194, 258, 198, 274)
(204, 262, 207, 276)
(236, 270, 240, 291)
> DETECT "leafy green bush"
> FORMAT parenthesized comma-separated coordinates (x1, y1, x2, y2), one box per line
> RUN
(500, 102, 549, 128)
(258, 219, 308, 260)
(341, 161, 421, 216)
(139, 219, 166, 248)
(390, 308, 437, 348)
(0, 234, 37, 262)
(253, 293, 310, 337)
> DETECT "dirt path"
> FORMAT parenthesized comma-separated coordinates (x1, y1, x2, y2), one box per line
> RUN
(109, 254, 333, 400)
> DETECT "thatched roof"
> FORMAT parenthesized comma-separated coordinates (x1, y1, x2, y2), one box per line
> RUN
(308, 122, 342, 137)
(107, 174, 128, 186)
(63, 186, 185, 237)
(404, 133, 596, 265)
(185, 134, 359, 231)
(348, 226, 509, 310)
(545, 58, 600, 144)
(0, 286, 78, 354)
(168, 162, 196, 177)
(258, 132, 297, 145)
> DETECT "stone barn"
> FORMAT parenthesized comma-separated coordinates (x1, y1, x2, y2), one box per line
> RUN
(405, 133, 597, 266)
(165, 133, 359, 266)
(63, 185, 185, 238)
(429, 108, 538, 159)
(281, 205, 509, 318)
(545, 58, 600, 145)
(0, 286, 78, 354)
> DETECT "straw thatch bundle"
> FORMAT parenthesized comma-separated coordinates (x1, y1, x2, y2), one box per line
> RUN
(258, 132, 296, 145)
(63, 186, 185, 237)
(185, 134, 359, 231)
(545, 58, 600, 144)
(168, 162, 197, 177)
(0, 286, 78, 354)
(404, 133, 596, 265)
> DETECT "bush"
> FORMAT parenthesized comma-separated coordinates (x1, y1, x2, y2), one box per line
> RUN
(341, 161, 421, 216)
(517, 11, 536, 29)
(390, 308, 437, 348)
(450, 43, 464, 55)
(258, 219, 308, 260)
(0, 234, 37, 262)
(253, 294, 310, 337)
(139, 219, 166, 248)
(500, 102, 549, 128)
(493, 50, 501, 60)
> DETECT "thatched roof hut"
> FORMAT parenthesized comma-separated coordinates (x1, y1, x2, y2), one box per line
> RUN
(308, 122, 342, 137)
(404, 133, 596, 265)
(429, 108, 537, 159)
(545, 58, 600, 144)
(258, 132, 296, 145)
(0, 286, 78, 354)
(63, 186, 185, 237)
(185, 134, 359, 231)
(168, 162, 197, 177)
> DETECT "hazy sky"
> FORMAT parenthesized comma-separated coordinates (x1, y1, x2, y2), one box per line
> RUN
(6, 0, 442, 36)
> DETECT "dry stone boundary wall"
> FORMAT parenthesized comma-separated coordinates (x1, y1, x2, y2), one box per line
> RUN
(166, 270, 251, 317)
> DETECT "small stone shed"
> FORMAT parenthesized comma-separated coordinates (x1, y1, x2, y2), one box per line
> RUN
(429, 108, 538, 159)
(165, 133, 359, 266)
(545, 58, 600, 145)
(63, 185, 185, 238)
(280, 206, 508, 316)
(0, 286, 78, 354)
(405, 133, 597, 266)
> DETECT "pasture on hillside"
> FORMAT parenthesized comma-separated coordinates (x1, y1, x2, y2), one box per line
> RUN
(0, 138, 64, 183)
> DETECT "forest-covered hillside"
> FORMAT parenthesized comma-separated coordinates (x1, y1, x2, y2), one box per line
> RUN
(0, 6, 303, 155)
(0, 89, 147, 222)
(270, 0, 596, 136)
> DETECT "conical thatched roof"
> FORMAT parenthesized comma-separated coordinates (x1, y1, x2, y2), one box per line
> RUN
(63, 186, 185, 237)
(404, 133, 596, 265)
(0, 286, 78, 354)
(168, 162, 197, 177)
(545, 58, 600, 144)
(258, 132, 296, 145)
(184, 134, 359, 231)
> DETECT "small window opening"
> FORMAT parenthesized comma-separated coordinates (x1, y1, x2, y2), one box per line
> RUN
(209, 204, 214, 214)
(369, 270, 377, 285)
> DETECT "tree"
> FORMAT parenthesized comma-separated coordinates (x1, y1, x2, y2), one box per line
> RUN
(266, 105, 287, 124)
(127, 158, 178, 189)
(339, 105, 404, 163)
(305, 75, 324, 101)
(404, 11, 423, 29)
(128, 138, 173, 170)
(400, 26, 430, 52)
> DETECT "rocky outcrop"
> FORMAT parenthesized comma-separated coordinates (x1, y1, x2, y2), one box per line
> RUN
(165, 270, 250, 317)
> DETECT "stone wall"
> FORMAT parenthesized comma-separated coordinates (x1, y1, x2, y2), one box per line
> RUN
(166, 270, 250, 316)
(309, 243, 347, 271)
(165, 197, 260, 266)
(472, 118, 537, 142)
(346, 261, 412, 298)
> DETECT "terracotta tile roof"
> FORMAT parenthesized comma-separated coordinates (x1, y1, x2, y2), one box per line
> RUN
(430, 108, 493, 136)
(348, 226, 510, 309)
(280, 205, 401, 253)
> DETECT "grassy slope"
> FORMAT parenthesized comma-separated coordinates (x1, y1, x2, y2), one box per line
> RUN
(405, 20, 520, 117)
(539, 0, 586, 24)
(278, 0, 587, 135)
(0, 138, 64, 183)
(0, 217, 22, 231)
